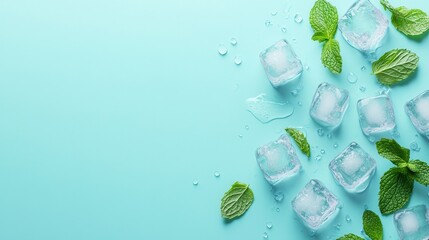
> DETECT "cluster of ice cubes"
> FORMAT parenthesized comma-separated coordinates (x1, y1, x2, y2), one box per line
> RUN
(394, 205, 429, 240)
(405, 90, 429, 139)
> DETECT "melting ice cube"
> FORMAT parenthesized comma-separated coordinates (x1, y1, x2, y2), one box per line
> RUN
(394, 205, 429, 240)
(405, 90, 429, 139)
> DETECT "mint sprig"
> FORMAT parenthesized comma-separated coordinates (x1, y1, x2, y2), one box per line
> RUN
(220, 182, 254, 220)
(372, 49, 419, 86)
(337, 233, 364, 240)
(376, 138, 429, 215)
(309, 0, 342, 74)
(285, 128, 311, 158)
(380, 0, 429, 37)
(363, 210, 383, 240)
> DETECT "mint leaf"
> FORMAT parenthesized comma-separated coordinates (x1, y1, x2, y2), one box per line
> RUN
(310, 0, 338, 41)
(221, 182, 254, 220)
(376, 138, 410, 165)
(337, 233, 364, 240)
(285, 128, 311, 158)
(372, 49, 419, 86)
(408, 160, 429, 186)
(380, 0, 429, 37)
(363, 210, 383, 240)
(379, 168, 414, 215)
(322, 39, 342, 74)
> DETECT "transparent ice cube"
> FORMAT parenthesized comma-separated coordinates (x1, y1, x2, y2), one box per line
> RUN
(329, 142, 376, 193)
(291, 179, 340, 231)
(338, 0, 388, 55)
(309, 82, 350, 129)
(394, 205, 429, 240)
(260, 39, 303, 88)
(255, 135, 301, 185)
(357, 94, 396, 141)
(405, 90, 429, 139)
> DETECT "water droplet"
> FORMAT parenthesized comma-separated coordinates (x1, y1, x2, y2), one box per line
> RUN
(379, 86, 390, 95)
(265, 20, 273, 27)
(276, 207, 280, 212)
(359, 86, 366, 92)
(281, 27, 287, 33)
(193, 180, 199, 186)
(214, 171, 220, 177)
(266, 222, 273, 229)
(230, 38, 237, 46)
(274, 191, 284, 203)
(246, 94, 295, 123)
(304, 65, 310, 70)
(298, 101, 302, 106)
(218, 44, 228, 56)
(294, 14, 303, 23)
(245, 125, 250, 130)
(317, 128, 325, 137)
(263, 232, 269, 239)
(347, 72, 358, 84)
(327, 133, 332, 139)
(361, 66, 366, 71)
(315, 155, 322, 161)
(333, 143, 338, 148)
(234, 56, 242, 65)
(346, 215, 351, 223)
(238, 134, 243, 139)
(410, 141, 421, 152)
(271, 11, 278, 16)
(292, 38, 297, 42)
(290, 89, 299, 96)
(334, 223, 341, 230)
(320, 149, 325, 154)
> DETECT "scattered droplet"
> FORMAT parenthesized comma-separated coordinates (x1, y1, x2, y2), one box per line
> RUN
(327, 133, 332, 139)
(281, 27, 287, 33)
(292, 38, 297, 42)
(274, 191, 284, 203)
(304, 65, 310, 70)
(230, 38, 237, 46)
(361, 66, 366, 71)
(359, 86, 366, 92)
(214, 171, 220, 178)
(218, 44, 228, 56)
(320, 149, 325, 154)
(271, 11, 278, 16)
(245, 125, 250, 130)
(265, 20, 273, 27)
(333, 143, 338, 148)
(266, 222, 273, 229)
(347, 72, 358, 84)
(294, 14, 303, 23)
(379, 86, 390, 95)
(290, 89, 299, 96)
(346, 215, 351, 223)
(234, 56, 242, 65)
(298, 101, 302, 106)
(334, 223, 341, 230)
(193, 180, 199, 186)
(410, 141, 421, 152)
(238, 134, 243, 139)
(317, 128, 325, 137)
(315, 155, 322, 161)
(276, 207, 280, 212)
(263, 232, 269, 239)
(246, 94, 295, 123)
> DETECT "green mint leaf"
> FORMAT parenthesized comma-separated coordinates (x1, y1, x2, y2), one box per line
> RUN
(337, 233, 364, 240)
(309, 0, 338, 41)
(285, 128, 311, 158)
(363, 210, 383, 240)
(379, 168, 414, 215)
(322, 39, 342, 74)
(380, 0, 429, 37)
(408, 160, 429, 186)
(221, 181, 254, 220)
(375, 138, 410, 165)
(372, 49, 419, 86)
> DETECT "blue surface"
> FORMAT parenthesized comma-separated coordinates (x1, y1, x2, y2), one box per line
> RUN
(0, 0, 428, 239)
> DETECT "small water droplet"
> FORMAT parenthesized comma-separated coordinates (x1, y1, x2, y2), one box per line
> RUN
(346, 215, 351, 223)
(230, 38, 237, 46)
(320, 149, 325, 154)
(379, 86, 390, 95)
(334, 223, 341, 230)
(298, 101, 302, 106)
(265, 20, 273, 27)
(276, 207, 280, 212)
(290, 89, 299, 96)
(271, 11, 278, 16)
(361, 66, 366, 71)
(317, 128, 325, 137)
(304, 65, 310, 70)
(281, 27, 287, 33)
(266, 222, 273, 229)
(218, 44, 228, 56)
(315, 155, 322, 161)
(333, 143, 338, 148)
(292, 38, 297, 42)
(347, 72, 358, 84)
(234, 56, 242, 65)
(410, 141, 421, 152)
(193, 180, 199, 186)
(214, 171, 220, 177)
(245, 125, 250, 130)
(274, 191, 284, 203)
(238, 134, 243, 139)
(294, 14, 303, 23)
(263, 232, 269, 239)
(327, 133, 332, 139)
(359, 86, 366, 92)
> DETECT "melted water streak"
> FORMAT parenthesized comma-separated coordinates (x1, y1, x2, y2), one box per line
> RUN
(246, 94, 294, 123)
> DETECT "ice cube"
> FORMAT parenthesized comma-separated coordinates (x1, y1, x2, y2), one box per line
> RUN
(255, 134, 301, 185)
(291, 179, 340, 231)
(394, 205, 429, 240)
(329, 142, 376, 193)
(357, 94, 396, 141)
(338, 0, 388, 55)
(309, 82, 350, 129)
(260, 39, 303, 88)
(405, 90, 429, 139)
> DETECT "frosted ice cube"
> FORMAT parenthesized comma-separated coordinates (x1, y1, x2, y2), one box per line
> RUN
(309, 82, 350, 129)
(329, 142, 376, 193)
(255, 135, 301, 185)
(338, 0, 388, 55)
(394, 205, 429, 240)
(357, 94, 396, 141)
(405, 90, 429, 139)
(260, 39, 303, 88)
(291, 179, 340, 231)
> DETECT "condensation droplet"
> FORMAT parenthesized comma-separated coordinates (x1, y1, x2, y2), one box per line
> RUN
(274, 191, 284, 203)
(271, 11, 278, 16)
(218, 44, 228, 56)
(320, 149, 325, 154)
(348, 72, 358, 84)
(214, 171, 220, 177)
(361, 66, 366, 71)
(245, 125, 250, 130)
(410, 141, 421, 152)
(266, 222, 273, 229)
(265, 20, 273, 27)
(281, 27, 287, 33)
(263, 232, 269, 239)
(230, 38, 237, 46)
(276, 207, 280, 212)
(346, 215, 351, 223)
(294, 14, 303, 23)
(234, 56, 242, 65)
(359, 86, 366, 92)
(193, 180, 199, 186)
(315, 155, 322, 161)
(333, 143, 338, 148)
(317, 128, 325, 137)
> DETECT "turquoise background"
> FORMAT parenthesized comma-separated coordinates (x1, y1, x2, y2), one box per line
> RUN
(0, 0, 428, 239)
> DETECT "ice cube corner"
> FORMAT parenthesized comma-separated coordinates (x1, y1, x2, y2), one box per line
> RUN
(405, 90, 429, 140)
